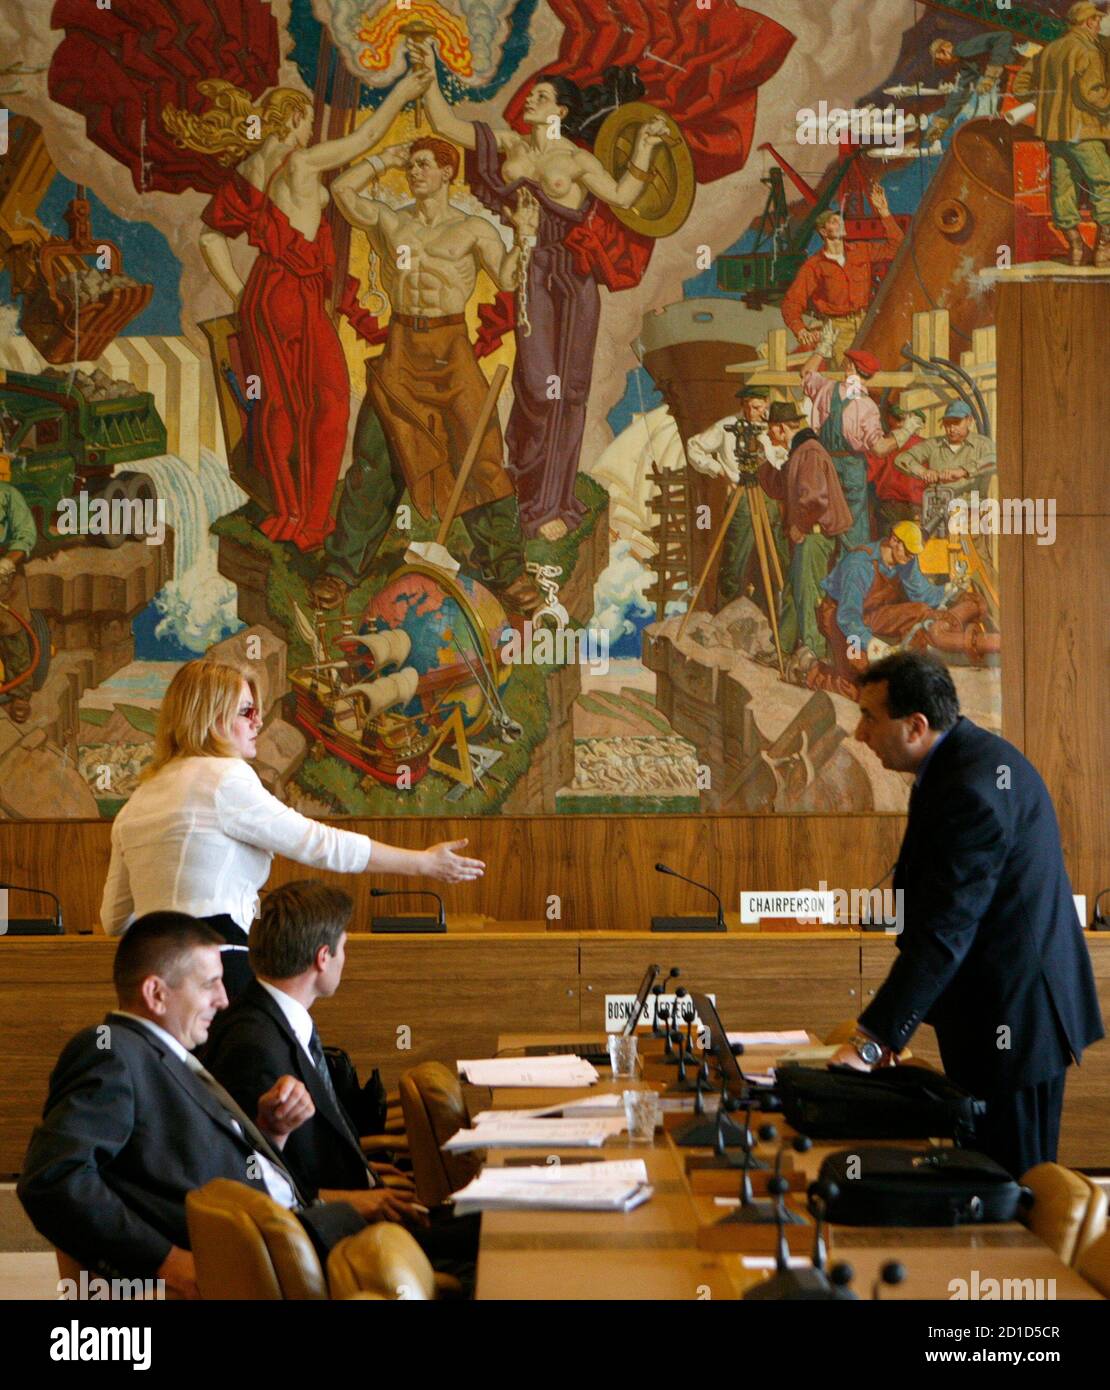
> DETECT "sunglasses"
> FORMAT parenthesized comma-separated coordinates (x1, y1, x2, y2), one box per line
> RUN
(236, 704, 261, 723)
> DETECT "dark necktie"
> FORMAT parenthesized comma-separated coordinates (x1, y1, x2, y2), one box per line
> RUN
(187, 1057, 308, 1207)
(308, 1029, 362, 1137)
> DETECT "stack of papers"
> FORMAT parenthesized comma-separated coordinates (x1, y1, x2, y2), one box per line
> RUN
(457, 1056, 599, 1087)
(726, 1030, 809, 1047)
(451, 1160, 653, 1213)
(442, 1118, 627, 1152)
(472, 1094, 626, 1124)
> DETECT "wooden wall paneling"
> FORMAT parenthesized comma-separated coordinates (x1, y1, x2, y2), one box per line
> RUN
(995, 282, 1025, 752)
(1, 814, 911, 934)
(1019, 520, 1109, 910)
(1015, 283, 1109, 510)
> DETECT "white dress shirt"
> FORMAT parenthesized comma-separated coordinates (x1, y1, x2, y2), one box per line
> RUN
(257, 980, 316, 1068)
(111, 1011, 297, 1209)
(100, 756, 372, 936)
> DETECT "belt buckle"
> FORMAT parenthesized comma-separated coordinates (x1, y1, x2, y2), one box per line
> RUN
(413, 314, 431, 332)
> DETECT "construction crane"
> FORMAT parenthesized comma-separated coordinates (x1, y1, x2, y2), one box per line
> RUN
(716, 143, 910, 308)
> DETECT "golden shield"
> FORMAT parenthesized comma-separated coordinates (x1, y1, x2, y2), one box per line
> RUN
(594, 102, 695, 239)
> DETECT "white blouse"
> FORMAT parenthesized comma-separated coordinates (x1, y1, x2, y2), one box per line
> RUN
(100, 756, 372, 935)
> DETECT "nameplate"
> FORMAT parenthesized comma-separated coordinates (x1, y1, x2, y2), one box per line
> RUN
(604, 992, 716, 1033)
(740, 891, 835, 924)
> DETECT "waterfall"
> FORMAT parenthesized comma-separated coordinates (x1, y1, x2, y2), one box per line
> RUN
(125, 451, 247, 653)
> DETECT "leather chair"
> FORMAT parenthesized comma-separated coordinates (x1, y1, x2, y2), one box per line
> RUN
(186, 1177, 415, 1301)
(1076, 1226, 1110, 1298)
(1020, 1163, 1108, 1265)
(399, 1061, 484, 1208)
(328, 1222, 437, 1301)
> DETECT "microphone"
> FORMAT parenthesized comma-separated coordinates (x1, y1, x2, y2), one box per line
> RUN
(0, 881, 64, 935)
(368, 888, 445, 933)
(718, 1119, 778, 1224)
(873, 1260, 906, 1301)
(652, 863, 726, 933)
(808, 1178, 839, 1273)
(859, 859, 899, 931)
(743, 1136, 849, 1300)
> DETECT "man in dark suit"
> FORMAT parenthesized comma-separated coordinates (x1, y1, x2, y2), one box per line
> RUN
(203, 880, 404, 1197)
(18, 914, 412, 1299)
(831, 651, 1104, 1177)
(204, 880, 478, 1278)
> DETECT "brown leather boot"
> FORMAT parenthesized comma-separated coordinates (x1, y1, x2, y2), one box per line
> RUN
(492, 572, 544, 615)
(1064, 227, 1087, 266)
(1095, 225, 1110, 269)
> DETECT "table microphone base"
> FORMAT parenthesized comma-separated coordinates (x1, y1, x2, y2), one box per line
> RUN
(717, 1200, 804, 1226)
(650, 915, 725, 933)
(370, 916, 446, 934)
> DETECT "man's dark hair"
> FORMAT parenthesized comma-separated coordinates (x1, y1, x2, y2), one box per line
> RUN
(859, 651, 960, 731)
(113, 913, 224, 1001)
(251, 881, 353, 979)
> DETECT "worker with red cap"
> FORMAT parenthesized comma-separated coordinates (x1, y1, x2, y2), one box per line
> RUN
(800, 337, 923, 549)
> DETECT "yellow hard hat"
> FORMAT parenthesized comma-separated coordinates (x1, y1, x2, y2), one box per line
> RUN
(892, 521, 924, 555)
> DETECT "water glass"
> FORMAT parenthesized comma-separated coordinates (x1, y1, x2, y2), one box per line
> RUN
(623, 1087, 661, 1144)
(608, 1032, 638, 1079)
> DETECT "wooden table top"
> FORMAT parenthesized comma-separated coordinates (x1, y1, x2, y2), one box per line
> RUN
(473, 1032, 1104, 1302)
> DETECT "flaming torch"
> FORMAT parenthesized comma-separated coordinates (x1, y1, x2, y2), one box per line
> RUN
(357, 2, 473, 128)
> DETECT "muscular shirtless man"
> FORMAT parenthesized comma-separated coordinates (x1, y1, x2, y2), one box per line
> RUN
(313, 138, 541, 613)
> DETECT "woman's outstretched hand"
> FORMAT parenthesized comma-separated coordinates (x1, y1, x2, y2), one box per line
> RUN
(422, 838, 485, 883)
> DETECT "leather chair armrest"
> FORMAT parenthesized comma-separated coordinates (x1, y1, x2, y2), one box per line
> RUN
(360, 1133, 411, 1154)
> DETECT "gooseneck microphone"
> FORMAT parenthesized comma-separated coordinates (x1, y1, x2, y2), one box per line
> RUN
(652, 863, 726, 932)
(369, 888, 446, 933)
(0, 881, 64, 934)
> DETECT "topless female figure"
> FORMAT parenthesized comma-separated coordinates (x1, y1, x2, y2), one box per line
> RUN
(409, 43, 667, 541)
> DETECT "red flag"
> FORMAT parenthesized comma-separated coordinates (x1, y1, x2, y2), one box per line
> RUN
(48, 0, 282, 194)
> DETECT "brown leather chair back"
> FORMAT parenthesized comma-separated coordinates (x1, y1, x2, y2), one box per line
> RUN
(1020, 1163, 1104, 1265)
(327, 1223, 436, 1301)
(186, 1179, 328, 1300)
(399, 1061, 484, 1207)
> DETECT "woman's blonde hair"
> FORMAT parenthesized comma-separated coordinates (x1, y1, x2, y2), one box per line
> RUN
(162, 80, 312, 166)
(142, 659, 259, 780)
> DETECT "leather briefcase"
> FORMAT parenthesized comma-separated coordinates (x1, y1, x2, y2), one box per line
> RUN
(774, 1064, 984, 1141)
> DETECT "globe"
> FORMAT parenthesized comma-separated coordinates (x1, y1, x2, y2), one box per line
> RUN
(355, 561, 512, 740)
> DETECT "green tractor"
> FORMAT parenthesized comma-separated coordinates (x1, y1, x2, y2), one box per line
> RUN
(0, 369, 166, 552)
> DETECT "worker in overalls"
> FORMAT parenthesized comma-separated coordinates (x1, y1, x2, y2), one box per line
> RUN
(802, 347, 923, 551)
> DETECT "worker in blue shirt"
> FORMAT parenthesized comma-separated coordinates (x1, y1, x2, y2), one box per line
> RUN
(811, 521, 949, 695)
(923, 30, 1017, 143)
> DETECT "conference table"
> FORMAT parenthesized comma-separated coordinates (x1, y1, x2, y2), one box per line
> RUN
(469, 1032, 1103, 1302)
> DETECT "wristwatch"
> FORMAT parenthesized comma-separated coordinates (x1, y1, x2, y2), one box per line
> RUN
(849, 1032, 885, 1066)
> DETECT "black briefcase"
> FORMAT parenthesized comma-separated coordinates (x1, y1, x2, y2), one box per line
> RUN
(774, 1064, 984, 1141)
(323, 1045, 389, 1134)
(813, 1146, 1030, 1226)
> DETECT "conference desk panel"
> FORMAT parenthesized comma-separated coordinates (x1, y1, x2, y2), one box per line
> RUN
(2, 932, 1108, 1174)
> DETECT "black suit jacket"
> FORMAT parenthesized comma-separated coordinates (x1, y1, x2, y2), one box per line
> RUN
(17, 1014, 295, 1278)
(859, 717, 1104, 1093)
(203, 980, 375, 1196)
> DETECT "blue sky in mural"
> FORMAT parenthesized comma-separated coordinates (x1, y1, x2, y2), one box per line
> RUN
(0, 177, 182, 338)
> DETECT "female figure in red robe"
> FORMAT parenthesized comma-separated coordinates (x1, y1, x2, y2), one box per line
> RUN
(165, 73, 423, 551)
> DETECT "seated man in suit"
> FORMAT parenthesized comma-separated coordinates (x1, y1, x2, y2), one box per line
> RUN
(18, 914, 416, 1299)
(204, 880, 478, 1275)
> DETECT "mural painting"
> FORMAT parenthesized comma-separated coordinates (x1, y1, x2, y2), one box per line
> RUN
(0, 0, 1094, 821)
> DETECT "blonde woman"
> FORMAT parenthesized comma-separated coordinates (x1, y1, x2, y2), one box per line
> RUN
(101, 660, 482, 995)
(163, 70, 423, 551)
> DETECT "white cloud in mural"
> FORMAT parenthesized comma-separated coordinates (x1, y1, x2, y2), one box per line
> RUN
(592, 538, 654, 643)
